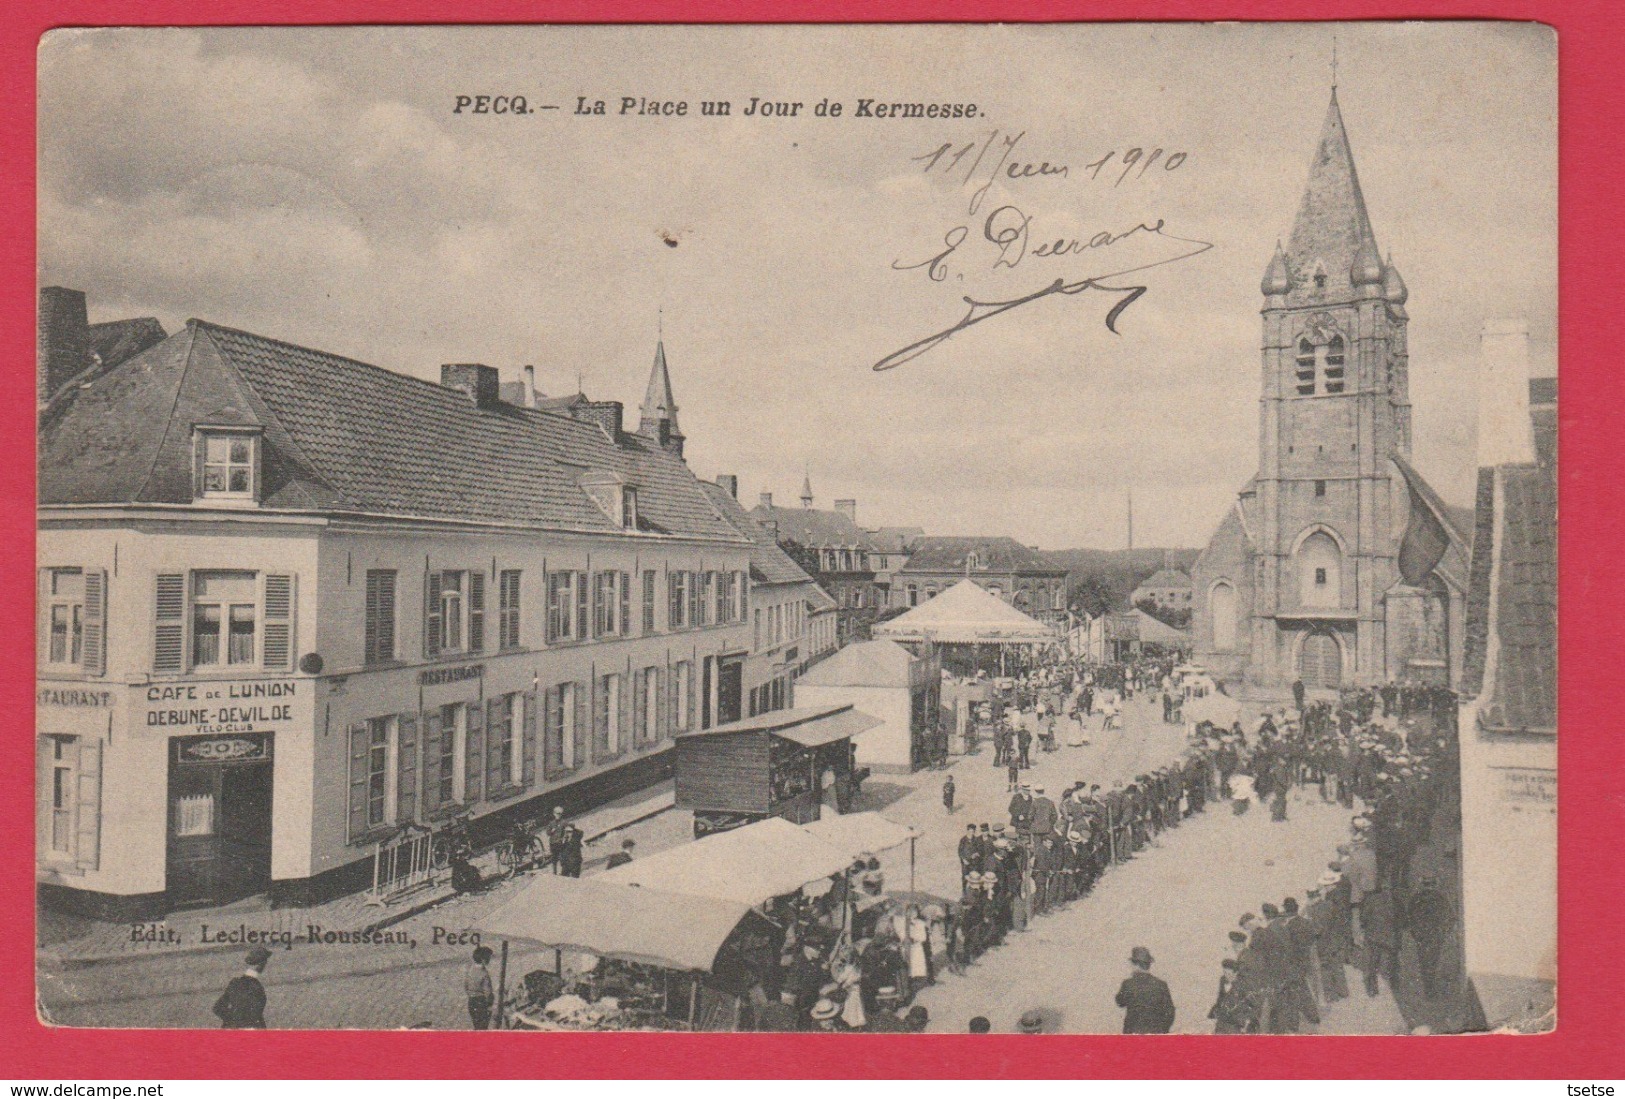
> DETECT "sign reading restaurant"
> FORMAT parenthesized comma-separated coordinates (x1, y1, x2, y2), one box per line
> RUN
(141, 679, 303, 736)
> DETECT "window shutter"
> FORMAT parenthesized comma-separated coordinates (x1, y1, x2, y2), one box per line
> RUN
(74, 738, 102, 870)
(396, 713, 419, 824)
(154, 574, 185, 672)
(592, 676, 608, 762)
(572, 682, 588, 770)
(348, 722, 370, 842)
(576, 574, 589, 642)
(591, 573, 604, 639)
(631, 670, 644, 747)
(669, 573, 681, 629)
(468, 571, 485, 652)
(421, 709, 443, 815)
(365, 571, 396, 664)
(618, 673, 631, 753)
(522, 690, 538, 788)
(485, 698, 504, 796)
(464, 701, 484, 804)
(425, 572, 443, 658)
(262, 574, 294, 670)
(619, 572, 631, 636)
(546, 574, 560, 643)
(81, 569, 107, 676)
(544, 687, 563, 777)
(655, 668, 669, 742)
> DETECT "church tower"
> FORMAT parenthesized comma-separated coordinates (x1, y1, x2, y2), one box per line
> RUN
(1251, 88, 1413, 689)
(637, 340, 685, 458)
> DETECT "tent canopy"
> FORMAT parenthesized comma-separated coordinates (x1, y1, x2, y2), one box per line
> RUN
(799, 810, 918, 854)
(797, 639, 918, 688)
(1129, 607, 1192, 647)
(600, 816, 854, 905)
(873, 579, 1057, 645)
(476, 873, 753, 972)
(673, 704, 880, 748)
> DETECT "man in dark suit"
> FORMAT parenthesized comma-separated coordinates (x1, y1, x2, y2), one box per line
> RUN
(1115, 946, 1175, 1033)
(212, 947, 271, 1028)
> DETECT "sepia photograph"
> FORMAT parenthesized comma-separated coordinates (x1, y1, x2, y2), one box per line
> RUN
(33, 21, 1556, 1037)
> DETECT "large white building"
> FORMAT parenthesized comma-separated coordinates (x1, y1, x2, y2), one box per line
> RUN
(37, 298, 758, 917)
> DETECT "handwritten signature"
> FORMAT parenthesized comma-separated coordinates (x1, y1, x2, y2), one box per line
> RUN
(874, 217, 1214, 372)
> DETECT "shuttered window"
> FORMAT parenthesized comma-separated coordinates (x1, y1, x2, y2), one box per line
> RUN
(521, 690, 538, 788)
(154, 574, 186, 672)
(669, 571, 687, 629)
(642, 570, 657, 634)
(81, 570, 106, 676)
(464, 700, 485, 804)
(364, 570, 396, 665)
(467, 571, 485, 652)
(619, 571, 631, 637)
(261, 573, 294, 670)
(396, 713, 419, 823)
(499, 570, 522, 649)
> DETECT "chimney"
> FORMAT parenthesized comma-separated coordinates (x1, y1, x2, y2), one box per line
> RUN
(522, 365, 537, 408)
(759, 492, 774, 509)
(716, 474, 738, 499)
(38, 286, 89, 403)
(571, 400, 624, 439)
(441, 363, 502, 408)
(1477, 320, 1534, 467)
(835, 499, 856, 523)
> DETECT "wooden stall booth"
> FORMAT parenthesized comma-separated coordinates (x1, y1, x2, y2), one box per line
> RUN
(674, 705, 880, 838)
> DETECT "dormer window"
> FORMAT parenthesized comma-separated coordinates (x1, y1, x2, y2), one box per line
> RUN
(194, 428, 261, 503)
(580, 471, 639, 530)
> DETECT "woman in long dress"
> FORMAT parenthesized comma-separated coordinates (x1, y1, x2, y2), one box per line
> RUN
(906, 906, 931, 992)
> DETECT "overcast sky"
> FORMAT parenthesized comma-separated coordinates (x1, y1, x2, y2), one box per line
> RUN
(38, 22, 1555, 549)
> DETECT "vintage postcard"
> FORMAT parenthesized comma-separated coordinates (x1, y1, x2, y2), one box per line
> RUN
(34, 21, 1556, 1035)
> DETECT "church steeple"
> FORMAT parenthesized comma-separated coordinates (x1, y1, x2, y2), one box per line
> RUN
(800, 470, 814, 509)
(637, 339, 685, 458)
(1278, 88, 1383, 305)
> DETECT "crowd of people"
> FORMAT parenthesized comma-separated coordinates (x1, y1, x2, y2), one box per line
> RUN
(1204, 680, 1462, 1033)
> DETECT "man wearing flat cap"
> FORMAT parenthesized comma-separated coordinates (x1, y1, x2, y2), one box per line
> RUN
(212, 946, 271, 1028)
(1116, 946, 1176, 1033)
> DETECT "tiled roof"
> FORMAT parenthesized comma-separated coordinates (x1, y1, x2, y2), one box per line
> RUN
(1135, 568, 1191, 591)
(700, 481, 822, 588)
(39, 320, 749, 543)
(870, 526, 924, 553)
(1468, 465, 1557, 733)
(750, 503, 877, 550)
(899, 535, 1065, 575)
(86, 317, 167, 372)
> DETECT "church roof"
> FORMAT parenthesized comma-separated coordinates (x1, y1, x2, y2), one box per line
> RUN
(641, 340, 679, 430)
(1281, 89, 1384, 305)
(751, 502, 878, 550)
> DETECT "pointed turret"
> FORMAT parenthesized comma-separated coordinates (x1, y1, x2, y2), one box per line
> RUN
(1283, 88, 1382, 304)
(637, 339, 685, 458)
(1262, 241, 1292, 296)
(1383, 253, 1409, 306)
(800, 471, 814, 509)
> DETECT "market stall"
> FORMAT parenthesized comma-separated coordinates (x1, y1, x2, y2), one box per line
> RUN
(673, 704, 881, 837)
(794, 640, 943, 772)
(476, 873, 779, 1030)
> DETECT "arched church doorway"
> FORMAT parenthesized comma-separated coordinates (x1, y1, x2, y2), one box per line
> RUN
(1299, 629, 1343, 690)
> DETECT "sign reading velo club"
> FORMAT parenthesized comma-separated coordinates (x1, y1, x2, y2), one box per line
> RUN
(138, 679, 307, 737)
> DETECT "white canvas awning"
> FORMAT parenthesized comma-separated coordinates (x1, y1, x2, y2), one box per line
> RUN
(873, 579, 1057, 645)
(476, 873, 753, 972)
(798, 811, 918, 855)
(599, 816, 853, 906)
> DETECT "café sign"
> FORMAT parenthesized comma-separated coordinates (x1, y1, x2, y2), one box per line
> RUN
(141, 679, 303, 736)
(176, 733, 273, 765)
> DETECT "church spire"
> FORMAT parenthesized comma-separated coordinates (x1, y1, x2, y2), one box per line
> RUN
(800, 468, 814, 509)
(638, 339, 685, 458)
(1278, 88, 1382, 304)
